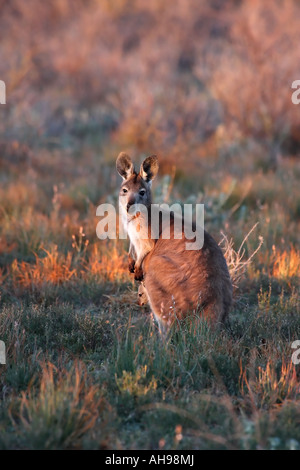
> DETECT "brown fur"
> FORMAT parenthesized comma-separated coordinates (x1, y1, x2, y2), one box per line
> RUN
(142, 224, 232, 333)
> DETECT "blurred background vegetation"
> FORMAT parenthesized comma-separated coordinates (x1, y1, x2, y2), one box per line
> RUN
(0, 0, 299, 266)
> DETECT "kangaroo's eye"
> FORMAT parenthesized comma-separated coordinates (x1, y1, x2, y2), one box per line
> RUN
(122, 188, 128, 193)
(139, 189, 146, 196)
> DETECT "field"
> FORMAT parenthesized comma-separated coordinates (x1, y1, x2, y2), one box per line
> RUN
(0, 0, 300, 450)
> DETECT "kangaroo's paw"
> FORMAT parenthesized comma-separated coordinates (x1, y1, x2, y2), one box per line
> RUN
(134, 265, 144, 281)
(128, 259, 135, 273)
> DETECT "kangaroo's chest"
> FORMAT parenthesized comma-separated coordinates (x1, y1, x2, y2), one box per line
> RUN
(128, 218, 153, 259)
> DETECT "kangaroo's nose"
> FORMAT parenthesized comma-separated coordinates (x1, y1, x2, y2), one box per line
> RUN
(127, 195, 136, 212)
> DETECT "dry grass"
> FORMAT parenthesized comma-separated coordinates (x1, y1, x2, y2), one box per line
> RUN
(219, 224, 264, 288)
(11, 361, 109, 449)
(272, 247, 300, 280)
(11, 246, 76, 288)
(241, 359, 300, 409)
(7, 242, 130, 294)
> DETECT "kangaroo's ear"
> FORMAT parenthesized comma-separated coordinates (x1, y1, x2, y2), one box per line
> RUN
(140, 155, 159, 182)
(116, 152, 134, 180)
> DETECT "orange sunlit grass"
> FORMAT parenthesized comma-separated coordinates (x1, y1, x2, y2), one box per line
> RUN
(272, 247, 300, 280)
(11, 246, 76, 288)
(8, 242, 130, 292)
(82, 244, 130, 283)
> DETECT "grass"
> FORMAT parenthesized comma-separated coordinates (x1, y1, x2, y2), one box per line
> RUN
(0, 116, 299, 452)
(0, 263, 299, 449)
(0, 0, 300, 451)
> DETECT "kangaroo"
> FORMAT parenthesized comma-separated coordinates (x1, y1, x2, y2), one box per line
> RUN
(116, 152, 232, 334)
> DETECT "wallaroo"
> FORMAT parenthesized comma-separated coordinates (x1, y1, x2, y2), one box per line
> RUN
(116, 152, 233, 335)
